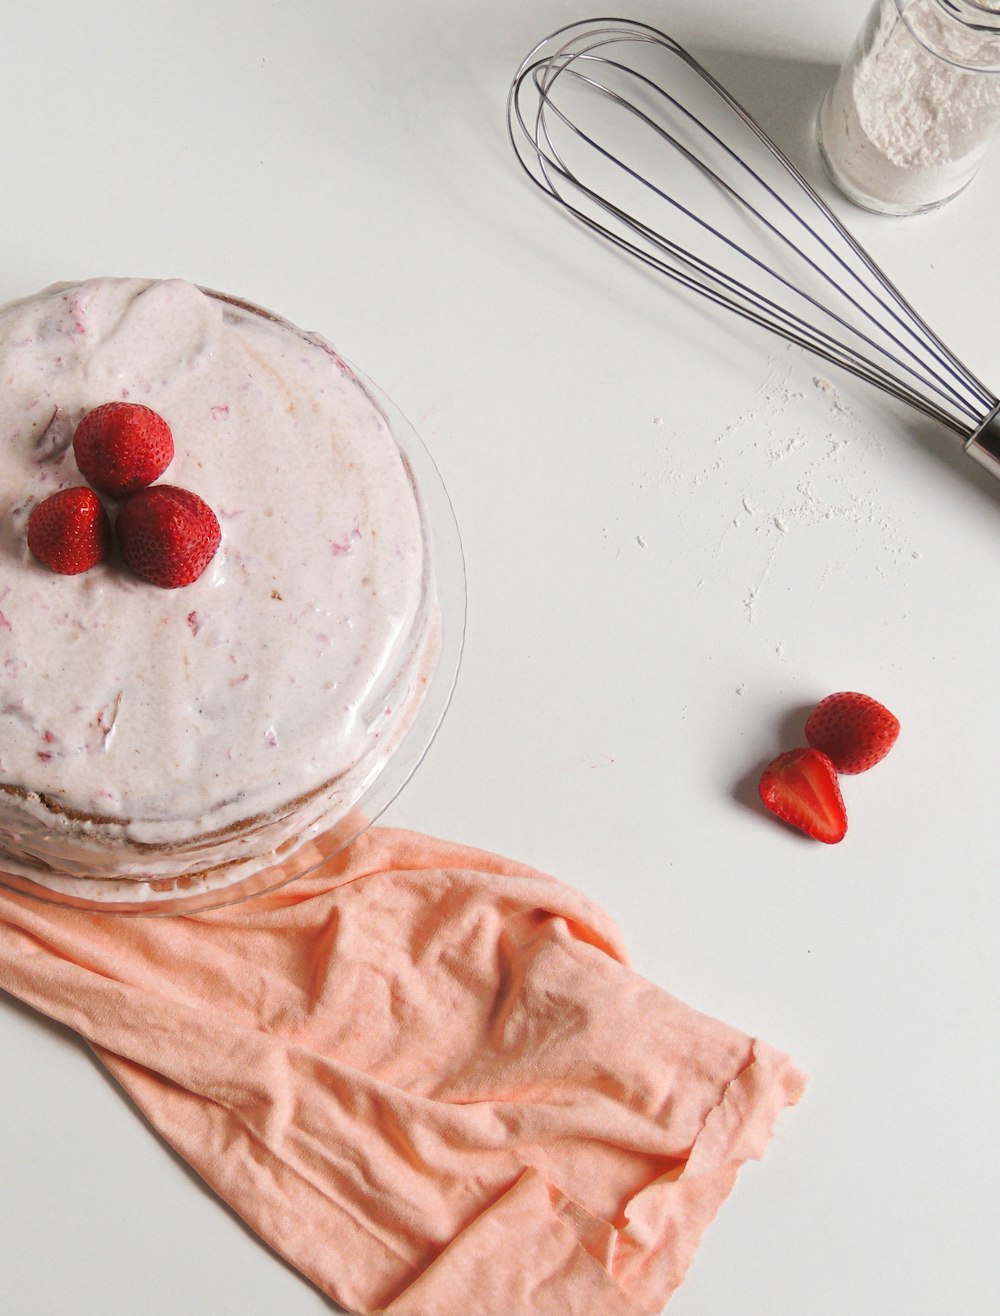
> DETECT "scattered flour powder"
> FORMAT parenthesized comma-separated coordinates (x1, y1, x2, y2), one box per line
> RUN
(671, 350, 919, 639)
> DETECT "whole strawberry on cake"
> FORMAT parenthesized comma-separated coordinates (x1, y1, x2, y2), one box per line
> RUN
(0, 278, 440, 901)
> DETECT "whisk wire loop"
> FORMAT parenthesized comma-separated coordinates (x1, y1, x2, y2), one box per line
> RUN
(508, 18, 999, 446)
(526, 57, 984, 428)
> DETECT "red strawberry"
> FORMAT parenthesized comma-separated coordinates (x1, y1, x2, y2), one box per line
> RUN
(26, 486, 111, 575)
(805, 691, 899, 774)
(116, 484, 221, 588)
(758, 747, 847, 844)
(73, 401, 174, 497)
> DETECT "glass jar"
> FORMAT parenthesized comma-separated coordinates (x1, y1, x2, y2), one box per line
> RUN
(817, 0, 1000, 214)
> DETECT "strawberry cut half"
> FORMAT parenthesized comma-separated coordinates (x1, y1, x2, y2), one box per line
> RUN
(805, 691, 900, 775)
(758, 747, 848, 844)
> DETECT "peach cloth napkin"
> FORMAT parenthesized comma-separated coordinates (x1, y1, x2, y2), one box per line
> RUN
(0, 827, 805, 1314)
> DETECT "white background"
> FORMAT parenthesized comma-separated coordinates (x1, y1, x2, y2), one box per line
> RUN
(1, 1, 999, 1312)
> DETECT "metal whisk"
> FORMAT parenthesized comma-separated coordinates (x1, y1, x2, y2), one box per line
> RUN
(507, 16, 1000, 477)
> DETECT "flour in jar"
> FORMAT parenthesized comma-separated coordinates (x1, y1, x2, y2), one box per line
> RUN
(818, 0, 1000, 213)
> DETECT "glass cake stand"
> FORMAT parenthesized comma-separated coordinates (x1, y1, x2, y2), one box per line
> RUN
(0, 360, 466, 916)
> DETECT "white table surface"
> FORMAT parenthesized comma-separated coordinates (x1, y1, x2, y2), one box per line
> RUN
(2, 2, 999, 1312)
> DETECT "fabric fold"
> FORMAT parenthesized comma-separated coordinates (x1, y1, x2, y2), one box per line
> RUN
(0, 827, 805, 1314)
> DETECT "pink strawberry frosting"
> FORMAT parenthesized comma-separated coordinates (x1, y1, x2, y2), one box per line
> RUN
(0, 278, 437, 896)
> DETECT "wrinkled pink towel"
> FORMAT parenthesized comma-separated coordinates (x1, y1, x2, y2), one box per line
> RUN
(0, 827, 804, 1314)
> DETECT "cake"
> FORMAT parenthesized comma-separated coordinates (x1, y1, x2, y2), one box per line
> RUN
(0, 277, 440, 901)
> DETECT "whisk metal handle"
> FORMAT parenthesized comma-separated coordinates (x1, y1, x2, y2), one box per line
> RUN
(965, 405, 1000, 476)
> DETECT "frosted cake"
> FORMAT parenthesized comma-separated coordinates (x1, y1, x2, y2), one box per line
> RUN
(0, 278, 438, 899)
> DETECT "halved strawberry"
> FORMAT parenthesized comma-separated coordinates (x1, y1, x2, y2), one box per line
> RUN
(26, 486, 111, 575)
(758, 747, 847, 844)
(805, 691, 899, 775)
